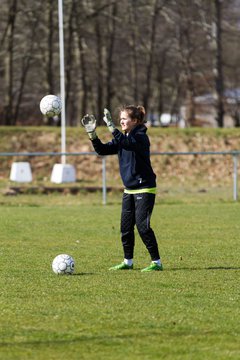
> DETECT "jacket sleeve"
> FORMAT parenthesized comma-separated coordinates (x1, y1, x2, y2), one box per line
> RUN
(91, 137, 118, 156)
(112, 128, 148, 152)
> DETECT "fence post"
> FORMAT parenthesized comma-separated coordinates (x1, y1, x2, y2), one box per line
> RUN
(102, 157, 107, 205)
(233, 154, 238, 201)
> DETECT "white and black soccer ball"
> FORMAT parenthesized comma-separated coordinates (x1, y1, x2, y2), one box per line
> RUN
(52, 254, 75, 275)
(40, 94, 62, 117)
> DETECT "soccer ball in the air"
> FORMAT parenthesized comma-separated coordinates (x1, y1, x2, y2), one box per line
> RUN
(40, 94, 62, 117)
(52, 254, 75, 275)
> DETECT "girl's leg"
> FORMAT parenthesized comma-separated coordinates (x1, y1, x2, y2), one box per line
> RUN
(120, 193, 135, 259)
(134, 193, 160, 261)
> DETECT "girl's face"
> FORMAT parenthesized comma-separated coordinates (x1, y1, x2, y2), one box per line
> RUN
(119, 111, 137, 133)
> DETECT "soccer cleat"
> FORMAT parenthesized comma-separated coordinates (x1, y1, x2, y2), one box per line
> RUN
(141, 262, 163, 272)
(109, 262, 133, 270)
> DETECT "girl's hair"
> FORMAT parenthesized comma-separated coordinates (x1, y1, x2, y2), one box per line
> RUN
(119, 105, 146, 124)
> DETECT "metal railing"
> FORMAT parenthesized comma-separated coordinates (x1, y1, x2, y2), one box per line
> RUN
(0, 150, 239, 204)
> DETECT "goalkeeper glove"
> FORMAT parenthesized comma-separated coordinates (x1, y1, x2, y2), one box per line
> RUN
(103, 108, 115, 133)
(81, 114, 97, 140)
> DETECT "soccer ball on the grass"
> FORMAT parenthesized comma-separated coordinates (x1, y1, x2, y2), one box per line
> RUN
(52, 254, 75, 275)
(40, 94, 62, 117)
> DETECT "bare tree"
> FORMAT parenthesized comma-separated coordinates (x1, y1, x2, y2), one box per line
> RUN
(65, 0, 76, 125)
(128, 1, 139, 103)
(142, 0, 162, 112)
(95, 15, 104, 118)
(213, 0, 225, 127)
(105, 2, 118, 110)
(195, 0, 225, 127)
(46, 0, 55, 94)
(173, 0, 200, 125)
(73, 0, 91, 117)
(2, 0, 18, 125)
(0, 0, 239, 126)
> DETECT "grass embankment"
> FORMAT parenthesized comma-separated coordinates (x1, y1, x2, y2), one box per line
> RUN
(1, 126, 240, 202)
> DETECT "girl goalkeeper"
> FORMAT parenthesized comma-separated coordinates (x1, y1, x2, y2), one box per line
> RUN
(81, 105, 163, 272)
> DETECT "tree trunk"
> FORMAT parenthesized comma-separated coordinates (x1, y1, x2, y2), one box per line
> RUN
(129, 1, 139, 103)
(47, 0, 54, 94)
(95, 17, 104, 120)
(13, 45, 33, 123)
(4, 0, 18, 125)
(106, 3, 117, 110)
(156, 52, 167, 119)
(65, 0, 75, 126)
(143, 0, 159, 112)
(74, 0, 88, 117)
(214, 0, 224, 127)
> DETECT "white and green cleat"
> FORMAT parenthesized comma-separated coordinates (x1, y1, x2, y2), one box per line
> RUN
(109, 262, 133, 270)
(141, 262, 163, 272)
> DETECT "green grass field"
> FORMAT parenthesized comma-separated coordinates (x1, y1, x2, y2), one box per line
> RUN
(0, 193, 239, 360)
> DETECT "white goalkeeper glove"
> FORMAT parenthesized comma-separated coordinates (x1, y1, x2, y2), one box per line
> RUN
(103, 108, 115, 133)
(81, 114, 97, 140)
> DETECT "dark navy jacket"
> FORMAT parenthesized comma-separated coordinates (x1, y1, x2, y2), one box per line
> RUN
(92, 125, 156, 190)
